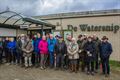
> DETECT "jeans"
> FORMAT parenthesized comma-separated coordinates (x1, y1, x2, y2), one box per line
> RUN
(86, 61, 94, 72)
(101, 56, 110, 74)
(95, 53, 99, 70)
(35, 52, 40, 66)
(49, 52, 54, 67)
(56, 54, 65, 68)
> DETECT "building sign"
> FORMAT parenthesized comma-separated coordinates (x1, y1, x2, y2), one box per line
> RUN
(67, 24, 120, 33)
(20, 25, 29, 29)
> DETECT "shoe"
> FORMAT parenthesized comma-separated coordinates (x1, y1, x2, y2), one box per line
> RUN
(87, 72, 90, 75)
(94, 70, 98, 73)
(91, 72, 94, 76)
(105, 74, 110, 77)
(40, 66, 44, 70)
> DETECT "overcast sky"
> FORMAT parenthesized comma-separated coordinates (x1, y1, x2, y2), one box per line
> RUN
(0, 0, 120, 16)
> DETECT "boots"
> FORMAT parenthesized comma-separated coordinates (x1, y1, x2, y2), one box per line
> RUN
(75, 64, 78, 73)
(70, 64, 74, 72)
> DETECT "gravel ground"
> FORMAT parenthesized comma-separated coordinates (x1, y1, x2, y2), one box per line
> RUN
(0, 64, 120, 80)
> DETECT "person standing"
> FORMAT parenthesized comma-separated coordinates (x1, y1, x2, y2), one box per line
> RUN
(67, 38, 79, 73)
(3, 37, 9, 63)
(16, 34, 26, 67)
(39, 36, 48, 70)
(33, 33, 42, 67)
(7, 37, 16, 64)
(47, 34, 56, 68)
(65, 35, 72, 69)
(0, 38, 3, 64)
(54, 36, 67, 70)
(93, 34, 101, 73)
(84, 36, 95, 75)
(77, 35, 87, 72)
(22, 35, 34, 68)
(100, 36, 113, 77)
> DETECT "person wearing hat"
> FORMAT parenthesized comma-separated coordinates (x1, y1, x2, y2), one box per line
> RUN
(67, 38, 79, 73)
(99, 36, 113, 77)
(54, 36, 67, 70)
(84, 36, 96, 75)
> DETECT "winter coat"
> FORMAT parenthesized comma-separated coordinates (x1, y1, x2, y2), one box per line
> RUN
(67, 42, 79, 59)
(84, 41, 95, 61)
(22, 40, 34, 57)
(93, 38, 101, 54)
(16, 39, 22, 53)
(47, 38, 56, 53)
(7, 41, 16, 53)
(33, 38, 42, 53)
(77, 40, 87, 59)
(55, 41, 67, 55)
(38, 40, 48, 54)
(99, 41, 112, 59)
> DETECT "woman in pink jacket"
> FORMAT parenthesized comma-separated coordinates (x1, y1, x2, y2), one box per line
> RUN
(38, 36, 48, 70)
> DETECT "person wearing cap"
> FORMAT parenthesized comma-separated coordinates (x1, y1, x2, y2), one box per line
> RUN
(47, 34, 56, 68)
(93, 34, 101, 73)
(54, 36, 67, 70)
(67, 38, 79, 73)
(84, 36, 96, 75)
(99, 36, 113, 77)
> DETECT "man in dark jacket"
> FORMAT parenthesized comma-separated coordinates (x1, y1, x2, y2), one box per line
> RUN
(84, 36, 95, 75)
(100, 36, 113, 77)
(16, 34, 26, 66)
(93, 34, 101, 72)
(77, 34, 87, 72)
(54, 36, 67, 70)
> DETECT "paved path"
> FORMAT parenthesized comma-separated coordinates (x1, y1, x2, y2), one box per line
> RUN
(0, 64, 120, 80)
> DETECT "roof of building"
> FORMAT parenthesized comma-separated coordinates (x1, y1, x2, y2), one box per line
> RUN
(34, 9, 120, 20)
(0, 10, 55, 29)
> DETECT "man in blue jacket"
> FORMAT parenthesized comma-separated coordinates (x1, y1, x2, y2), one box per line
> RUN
(33, 33, 42, 67)
(100, 36, 113, 77)
(47, 34, 56, 68)
(7, 38, 16, 64)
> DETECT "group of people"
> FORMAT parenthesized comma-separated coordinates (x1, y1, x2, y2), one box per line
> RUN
(0, 33, 113, 77)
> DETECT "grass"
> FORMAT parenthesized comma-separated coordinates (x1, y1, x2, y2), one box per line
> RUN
(109, 60, 120, 72)
(110, 60, 120, 68)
